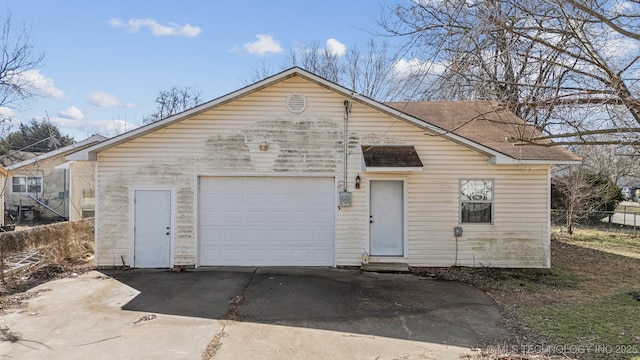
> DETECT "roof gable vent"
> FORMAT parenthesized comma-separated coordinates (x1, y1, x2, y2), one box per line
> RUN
(286, 93, 307, 113)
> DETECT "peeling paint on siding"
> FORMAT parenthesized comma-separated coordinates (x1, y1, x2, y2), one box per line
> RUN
(94, 77, 553, 269)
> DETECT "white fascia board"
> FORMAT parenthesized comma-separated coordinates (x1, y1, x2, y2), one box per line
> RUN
(63, 67, 572, 165)
(8, 134, 106, 169)
(362, 167, 424, 173)
(66, 68, 307, 161)
(488, 157, 582, 165)
(54, 161, 75, 170)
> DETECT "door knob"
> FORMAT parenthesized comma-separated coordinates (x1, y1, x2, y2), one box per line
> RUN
(370, 215, 373, 223)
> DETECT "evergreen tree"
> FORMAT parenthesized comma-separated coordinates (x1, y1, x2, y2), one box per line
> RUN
(0, 119, 74, 155)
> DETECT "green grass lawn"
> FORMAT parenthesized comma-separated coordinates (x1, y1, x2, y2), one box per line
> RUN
(526, 231, 640, 359)
(452, 229, 640, 359)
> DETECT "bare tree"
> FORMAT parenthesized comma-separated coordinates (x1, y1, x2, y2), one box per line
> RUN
(553, 168, 596, 234)
(381, 0, 640, 147)
(287, 39, 428, 101)
(143, 86, 203, 124)
(248, 39, 424, 102)
(553, 167, 622, 233)
(287, 41, 342, 84)
(0, 12, 44, 133)
(570, 142, 640, 185)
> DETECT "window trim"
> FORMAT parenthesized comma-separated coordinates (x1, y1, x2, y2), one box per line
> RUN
(11, 175, 44, 194)
(459, 178, 494, 224)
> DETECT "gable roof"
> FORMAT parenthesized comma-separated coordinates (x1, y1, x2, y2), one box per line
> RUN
(67, 67, 579, 165)
(6, 134, 107, 170)
(385, 101, 581, 163)
(0, 150, 41, 167)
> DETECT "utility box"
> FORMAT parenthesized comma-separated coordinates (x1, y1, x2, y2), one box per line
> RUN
(338, 191, 352, 207)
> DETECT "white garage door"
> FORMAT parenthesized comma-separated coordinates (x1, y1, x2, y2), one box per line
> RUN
(198, 177, 335, 266)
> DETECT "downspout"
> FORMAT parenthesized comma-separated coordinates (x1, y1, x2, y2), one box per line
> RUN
(343, 100, 350, 192)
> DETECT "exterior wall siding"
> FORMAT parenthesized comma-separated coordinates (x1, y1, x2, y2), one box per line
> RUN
(6, 154, 70, 220)
(95, 76, 551, 268)
(69, 161, 96, 221)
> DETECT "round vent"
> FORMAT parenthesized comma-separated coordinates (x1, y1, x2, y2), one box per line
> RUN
(286, 93, 307, 113)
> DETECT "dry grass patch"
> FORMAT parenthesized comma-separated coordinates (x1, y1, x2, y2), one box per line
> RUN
(0, 219, 95, 310)
(416, 230, 640, 360)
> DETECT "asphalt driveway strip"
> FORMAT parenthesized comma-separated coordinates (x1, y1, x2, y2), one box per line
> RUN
(105, 267, 507, 348)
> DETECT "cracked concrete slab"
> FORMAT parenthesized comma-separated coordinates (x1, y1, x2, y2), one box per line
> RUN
(1, 267, 506, 359)
(0, 271, 221, 360)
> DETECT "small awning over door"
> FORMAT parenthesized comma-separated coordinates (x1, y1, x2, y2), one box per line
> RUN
(361, 145, 423, 172)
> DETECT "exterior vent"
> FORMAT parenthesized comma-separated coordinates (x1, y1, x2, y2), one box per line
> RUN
(286, 93, 307, 113)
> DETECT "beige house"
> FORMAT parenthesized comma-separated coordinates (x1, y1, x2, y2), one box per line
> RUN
(4, 135, 105, 222)
(69, 68, 580, 269)
(0, 165, 7, 226)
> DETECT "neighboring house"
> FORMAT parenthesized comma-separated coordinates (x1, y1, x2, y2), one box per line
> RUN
(0, 165, 7, 226)
(3, 135, 106, 221)
(68, 68, 580, 269)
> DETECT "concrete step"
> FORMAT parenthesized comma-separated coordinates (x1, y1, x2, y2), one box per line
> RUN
(361, 262, 410, 273)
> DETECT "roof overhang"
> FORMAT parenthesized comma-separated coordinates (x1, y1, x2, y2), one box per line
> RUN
(65, 67, 581, 166)
(361, 145, 424, 172)
(54, 161, 74, 170)
(488, 157, 582, 165)
(9, 134, 107, 168)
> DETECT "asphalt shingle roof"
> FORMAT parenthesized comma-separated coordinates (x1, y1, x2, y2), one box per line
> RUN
(385, 101, 581, 162)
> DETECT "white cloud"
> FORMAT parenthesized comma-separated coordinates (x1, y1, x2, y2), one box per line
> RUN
(49, 116, 139, 137)
(110, 18, 201, 38)
(58, 106, 84, 120)
(88, 91, 135, 108)
(10, 70, 65, 99)
(325, 38, 347, 57)
(393, 58, 446, 77)
(242, 34, 282, 55)
(0, 107, 15, 120)
(610, 1, 635, 16)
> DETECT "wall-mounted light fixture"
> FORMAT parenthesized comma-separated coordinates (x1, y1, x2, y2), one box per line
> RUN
(355, 174, 361, 189)
(259, 141, 269, 152)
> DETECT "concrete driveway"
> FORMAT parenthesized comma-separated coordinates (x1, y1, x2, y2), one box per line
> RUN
(0, 268, 507, 359)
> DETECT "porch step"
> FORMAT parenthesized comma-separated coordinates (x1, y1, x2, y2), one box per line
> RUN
(361, 262, 410, 273)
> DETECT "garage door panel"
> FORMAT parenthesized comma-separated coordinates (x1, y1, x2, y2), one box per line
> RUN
(247, 210, 268, 224)
(292, 194, 313, 206)
(314, 211, 334, 223)
(247, 229, 267, 241)
(269, 194, 289, 206)
(315, 193, 334, 206)
(268, 228, 290, 242)
(199, 177, 335, 266)
(313, 228, 333, 241)
(290, 211, 312, 224)
(312, 249, 334, 263)
(246, 249, 267, 262)
(247, 193, 268, 206)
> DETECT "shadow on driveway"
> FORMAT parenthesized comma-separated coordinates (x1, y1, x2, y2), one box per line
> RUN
(104, 267, 506, 347)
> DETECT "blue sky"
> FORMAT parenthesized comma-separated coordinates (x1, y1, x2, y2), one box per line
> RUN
(4, 1, 403, 141)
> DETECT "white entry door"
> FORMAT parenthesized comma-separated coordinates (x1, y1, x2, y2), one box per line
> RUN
(133, 190, 171, 268)
(370, 180, 404, 256)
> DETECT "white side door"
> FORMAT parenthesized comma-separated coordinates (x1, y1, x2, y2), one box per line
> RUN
(369, 180, 404, 256)
(133, 190, 172, 268)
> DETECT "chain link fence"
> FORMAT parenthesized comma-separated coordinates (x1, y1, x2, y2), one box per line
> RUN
(551, 207, 640, 234)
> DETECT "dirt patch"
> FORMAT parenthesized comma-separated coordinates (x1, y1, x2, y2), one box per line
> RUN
(0, 256, 94, 312)
(1, 219, 95, 312)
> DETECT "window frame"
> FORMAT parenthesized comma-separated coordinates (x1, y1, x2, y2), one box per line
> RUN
(11, 175, 44, 194)
(459, 178, 494, 224)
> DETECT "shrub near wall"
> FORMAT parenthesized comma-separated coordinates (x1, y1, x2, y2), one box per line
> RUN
(0, 219, 94, 279)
